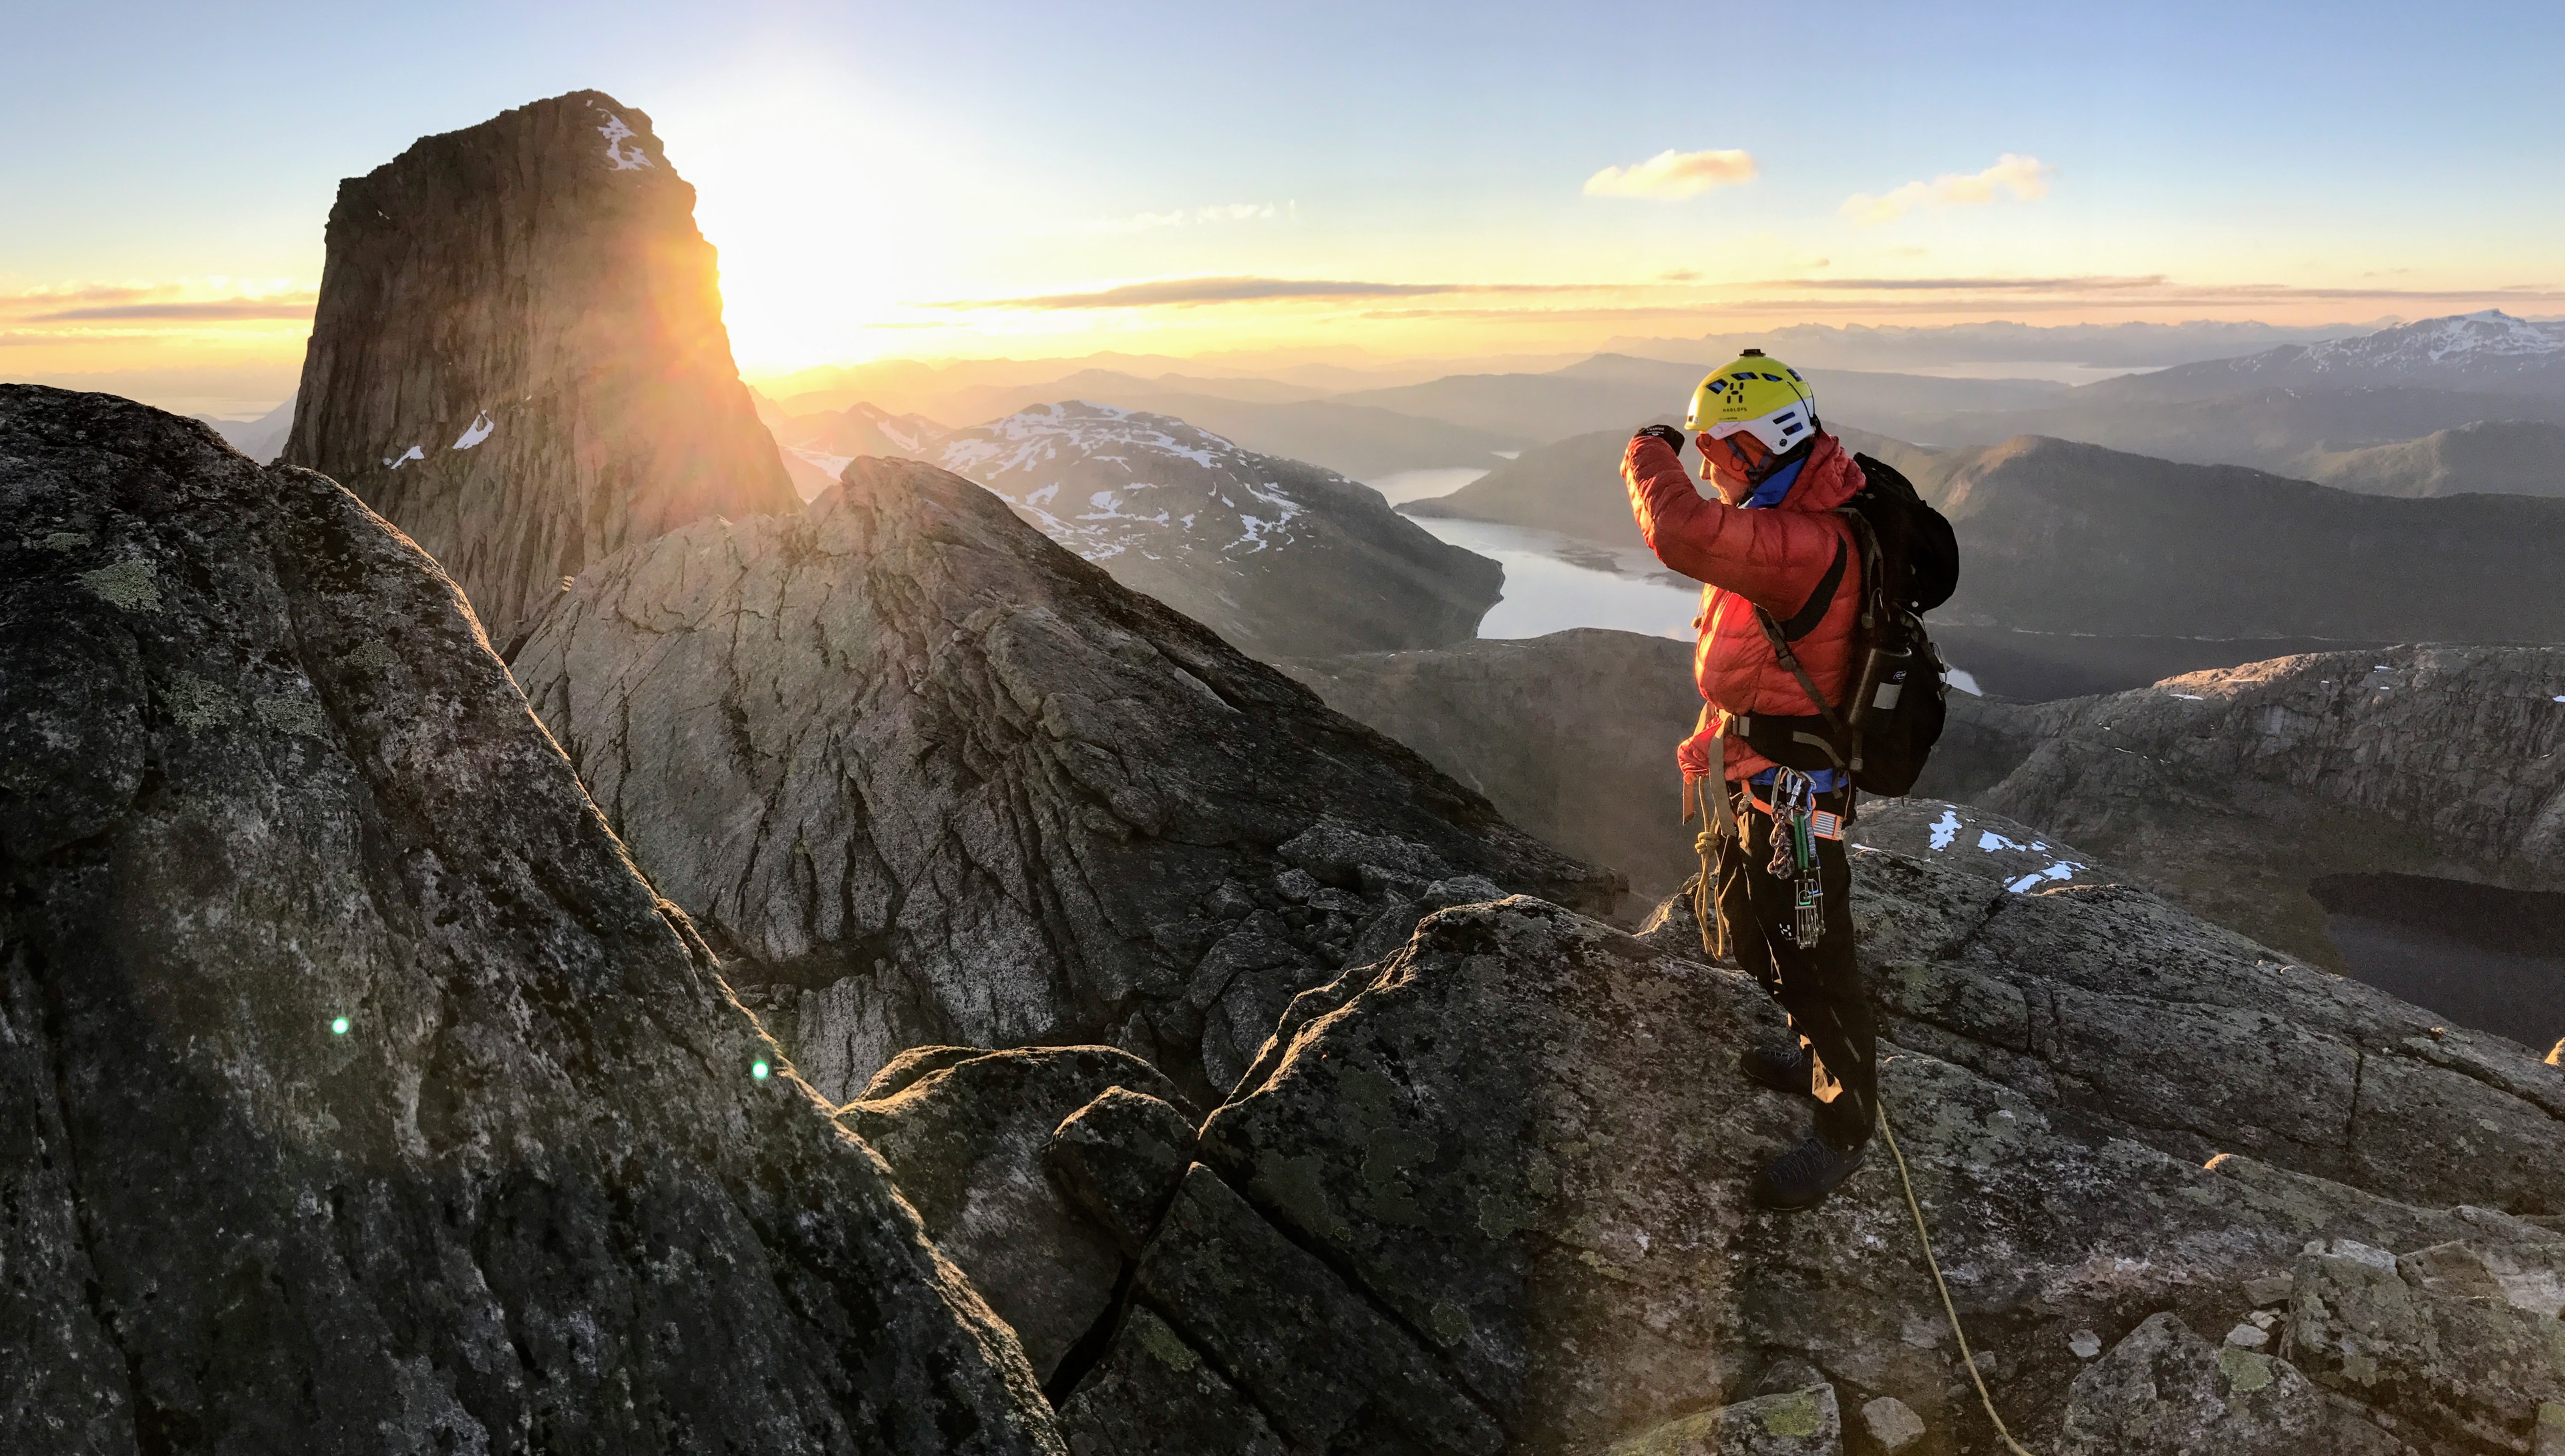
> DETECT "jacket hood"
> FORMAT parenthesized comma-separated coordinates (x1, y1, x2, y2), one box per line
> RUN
(1774, 431, 1866, 513)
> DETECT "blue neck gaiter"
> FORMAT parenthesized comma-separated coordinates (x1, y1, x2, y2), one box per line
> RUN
(1743, 457, 1805, 509)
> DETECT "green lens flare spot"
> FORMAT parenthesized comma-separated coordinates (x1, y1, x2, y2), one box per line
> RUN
(751, 1060, 771, 1081)
(330, 1017, 351, 1036)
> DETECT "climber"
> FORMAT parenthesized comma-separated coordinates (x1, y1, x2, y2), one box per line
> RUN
(1624, 350, 1878, 1211)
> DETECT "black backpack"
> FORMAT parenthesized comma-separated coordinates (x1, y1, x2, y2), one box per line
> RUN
(1729, 451, 1959, 801)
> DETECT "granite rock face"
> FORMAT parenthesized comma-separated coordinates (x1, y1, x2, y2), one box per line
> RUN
(282, 90, 796, 651)
(1022, 860, 2562, 1455)
(0, 387, 1059, 1455)
(940, 402, 1504, 662)
(511, 456, 1616, 1104)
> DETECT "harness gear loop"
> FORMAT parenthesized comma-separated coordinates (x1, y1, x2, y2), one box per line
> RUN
(1878, 1097, 2041, 1456)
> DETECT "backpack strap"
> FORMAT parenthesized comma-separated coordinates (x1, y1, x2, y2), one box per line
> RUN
(1753, 606, 1848, 743)
(1769, 538, 1847, 641)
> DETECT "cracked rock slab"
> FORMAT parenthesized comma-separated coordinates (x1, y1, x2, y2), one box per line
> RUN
(0, 385, 1059, 1456)
(1055, 878, 2564, 1454)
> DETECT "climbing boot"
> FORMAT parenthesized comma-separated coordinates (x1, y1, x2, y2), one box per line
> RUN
(1739, 1040, 1814, 1097)
(1751, 1131, 1870, 1211)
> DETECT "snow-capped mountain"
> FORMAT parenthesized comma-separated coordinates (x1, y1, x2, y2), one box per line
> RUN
(2109, 310, 2565, 401)
(936, 401, 1500, 661)
(940, 402, 1309, 562)
(770, 401, 953, 500)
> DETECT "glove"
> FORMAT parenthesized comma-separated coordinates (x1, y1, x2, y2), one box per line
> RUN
(1633, 424, 1685, 453)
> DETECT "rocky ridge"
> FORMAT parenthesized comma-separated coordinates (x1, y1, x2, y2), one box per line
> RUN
(939, 402, 1504, 661)
(1935, 644, 2565, 969)
(0, 386, 1057, 1454)
(510, 455, 1615, 1105)
(282, 89, 796, 650)
(848, 854, 2565, 1455)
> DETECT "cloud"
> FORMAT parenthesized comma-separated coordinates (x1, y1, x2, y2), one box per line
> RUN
(1584, 148, 1757, 200)
(1773, 274, 2167, 293)
(1843, 154, 2053, 225)
(30, 301, 317, 322)
(1053, 200, 1297, 235)
(925, 277, 1587, 311)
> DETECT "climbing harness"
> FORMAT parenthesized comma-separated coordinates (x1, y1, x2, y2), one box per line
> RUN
(1878, 1097, 2040, 1456)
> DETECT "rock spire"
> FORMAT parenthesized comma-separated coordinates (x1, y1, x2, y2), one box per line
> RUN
(282, 90, 795, 649)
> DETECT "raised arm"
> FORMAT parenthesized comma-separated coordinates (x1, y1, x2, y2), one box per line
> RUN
(1623, 435, 1844, 614)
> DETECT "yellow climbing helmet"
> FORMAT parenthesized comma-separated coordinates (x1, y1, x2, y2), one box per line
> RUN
(1685, 349, 1819, 456)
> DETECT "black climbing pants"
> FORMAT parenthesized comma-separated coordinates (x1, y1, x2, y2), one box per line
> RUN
(1715, 782, 1876, 1152)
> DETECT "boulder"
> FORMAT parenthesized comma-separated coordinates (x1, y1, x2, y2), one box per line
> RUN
(2289, 1235, 2565, 1451)
(0, 386, 1055, 1453)
(2055, 1312, 2344, 1455)
(1048, 1087, 1200, 1256)
(281, 91, 796, 649)
(838, 1047, 1193, 1385)
(511, 456, 1615, 1104)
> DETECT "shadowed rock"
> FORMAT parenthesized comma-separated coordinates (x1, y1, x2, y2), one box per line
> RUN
(512, 456, 1616, 1105)
(838, 1047, 1194, 1386)
(281, 90, 796, 649)
(0, 386, 1057, 1455)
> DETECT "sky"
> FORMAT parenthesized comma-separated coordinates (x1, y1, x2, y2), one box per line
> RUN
(8, 0, 2565, 411)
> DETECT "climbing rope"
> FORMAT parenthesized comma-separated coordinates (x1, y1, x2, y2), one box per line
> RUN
(1878, 1099, 2039, 1456)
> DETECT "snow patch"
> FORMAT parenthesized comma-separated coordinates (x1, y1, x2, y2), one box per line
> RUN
(1928, 808, 1961, 852)
(2005, 863, 2083, 893)
(2168, 691, 2204, 701)
(383, 444, 424, 470)
(452, 412, 494, 450)
(596, 113, 653, 171)
(1945, 666, 1984, 697)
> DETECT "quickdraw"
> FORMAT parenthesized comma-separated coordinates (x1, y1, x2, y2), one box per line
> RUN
(1761, 768, 1827, 948)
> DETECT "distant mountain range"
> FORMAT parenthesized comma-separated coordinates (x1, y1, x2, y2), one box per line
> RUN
(2087, 310, 2565, 401)
(194, 395, 295, 464)
(935, 402, 1502, 661)
(1932, 435, 2565, 641)
(2301, 419, 2565, 498)
(1601, 318, 2367, 372)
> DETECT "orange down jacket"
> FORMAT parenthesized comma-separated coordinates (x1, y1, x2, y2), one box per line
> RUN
(1622, 430, 1868, 782)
